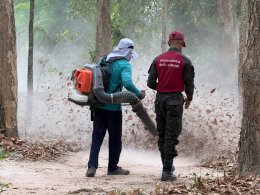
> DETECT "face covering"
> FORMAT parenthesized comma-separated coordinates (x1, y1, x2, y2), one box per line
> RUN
(106, 38, 139, 62)
(122, 48, 135, 61)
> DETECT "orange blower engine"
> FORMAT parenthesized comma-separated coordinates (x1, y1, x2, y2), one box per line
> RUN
(68, 65, 94, 105)
(73, 68, 93, 94)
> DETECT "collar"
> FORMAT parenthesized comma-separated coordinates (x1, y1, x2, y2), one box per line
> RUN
(168, 47, 182, 53)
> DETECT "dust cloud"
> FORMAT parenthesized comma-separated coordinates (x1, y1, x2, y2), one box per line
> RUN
(16, 8, 240, 165)
(121, 149, 199, 167)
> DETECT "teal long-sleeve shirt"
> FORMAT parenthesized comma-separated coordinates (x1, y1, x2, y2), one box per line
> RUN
(96, 59, 141, 111)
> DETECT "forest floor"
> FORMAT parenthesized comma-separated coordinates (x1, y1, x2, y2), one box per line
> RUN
(1, 137, 260, 195)
(0, 148, 224, 195)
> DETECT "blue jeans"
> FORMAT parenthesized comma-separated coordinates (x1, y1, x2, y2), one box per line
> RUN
(87, 107, 122, 171)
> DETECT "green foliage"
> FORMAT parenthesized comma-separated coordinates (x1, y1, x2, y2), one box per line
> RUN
(15, 0, 96, 69)
(34, 0, 72, 48)
(0, 183, 11, 193)
(165, 0, 219, 70)
(88, 50, 98, 63)
(67, 0, 162, 48)
(111, 3, 124, 46)
(14, 0, 234, 74)
(14, 0, 30, 35)
(15, 0, 88, 49)
(67, 0, 97, 21)
(111, 0, 161, 42)
(168, 0, 218, 47)
(0, 148, 8, 159)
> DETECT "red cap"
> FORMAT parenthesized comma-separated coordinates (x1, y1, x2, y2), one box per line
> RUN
(168, 31, 186, 47)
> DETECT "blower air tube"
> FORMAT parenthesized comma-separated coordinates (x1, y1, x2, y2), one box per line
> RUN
(92, 66, 158, 136)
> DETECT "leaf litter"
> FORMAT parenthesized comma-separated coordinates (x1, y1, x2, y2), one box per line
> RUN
(0, 134, 80, 161)
(2, 87, 258, 194)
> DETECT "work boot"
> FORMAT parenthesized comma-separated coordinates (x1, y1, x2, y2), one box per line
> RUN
(161, 157, 175, 172)
(107, 167, 130, 175)
(86, 167, 96, 177)
(161, 171, 177, 181)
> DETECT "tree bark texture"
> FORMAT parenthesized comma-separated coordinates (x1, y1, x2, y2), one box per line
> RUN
(238, 0, 249, 123)
(28, 0, 34, 93)
(95, 0, 112, 61)
(0, 0, 18, 137)
(161, 0, 168, 53)
(26, 0, 35, 128)
(238, 0, 260, 176)
(217, 0, 239, 78)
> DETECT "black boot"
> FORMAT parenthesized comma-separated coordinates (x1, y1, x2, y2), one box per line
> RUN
(86, 167, 96, 177)
(163, 156, 173, 171)
(162, 153, 175, 172)
(107, 167, 130, 175)
(161, 171, 177, 181)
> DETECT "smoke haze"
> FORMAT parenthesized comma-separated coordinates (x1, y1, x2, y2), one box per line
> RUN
(15, 2, 240, 163)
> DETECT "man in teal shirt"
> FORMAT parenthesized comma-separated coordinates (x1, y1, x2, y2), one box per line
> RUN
(86, 38, 145, 177)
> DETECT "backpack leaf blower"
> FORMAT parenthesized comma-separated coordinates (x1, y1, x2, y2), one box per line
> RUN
(68, 64, 158, 136)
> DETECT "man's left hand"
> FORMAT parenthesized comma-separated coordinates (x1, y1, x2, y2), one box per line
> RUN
(184, 99, 191, 109)
(139, 90, 146, 100)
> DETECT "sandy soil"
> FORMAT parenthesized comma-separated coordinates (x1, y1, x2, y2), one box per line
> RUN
(0, 148, 223, 195)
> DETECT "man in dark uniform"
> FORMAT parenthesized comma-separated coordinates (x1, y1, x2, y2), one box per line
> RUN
(147, 31, 194, 181)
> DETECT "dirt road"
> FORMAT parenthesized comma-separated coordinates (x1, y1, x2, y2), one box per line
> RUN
(0, 148, 222, 194)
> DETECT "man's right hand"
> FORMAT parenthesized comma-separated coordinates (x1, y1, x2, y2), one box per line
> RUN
(139, 90, 146, 100)
(184, 99, 191, 109)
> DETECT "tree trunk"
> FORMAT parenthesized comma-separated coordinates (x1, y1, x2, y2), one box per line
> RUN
(0, 0, 18, 137)
(161, 0, 168, 53)
(28, 0, 34, 94)
(238, 0, 260, 177)
(217, 0, 239, 80)
(95, 0, 112, 61)
(238, 0, 249, 124)
(26, 0, 35, 128)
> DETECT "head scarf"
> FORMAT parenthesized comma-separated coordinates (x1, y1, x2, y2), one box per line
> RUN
(106, 38, 138, 62)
